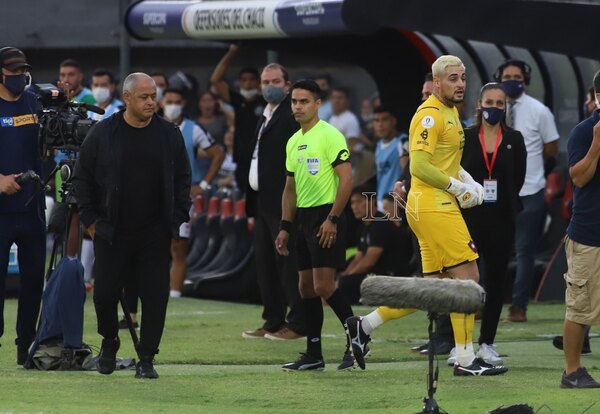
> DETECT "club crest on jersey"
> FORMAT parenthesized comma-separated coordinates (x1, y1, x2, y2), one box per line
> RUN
(421, 116, 435, 129)
(306, 157, 320, 175)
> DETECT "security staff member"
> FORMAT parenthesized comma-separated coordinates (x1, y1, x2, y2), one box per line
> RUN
(275, 79, 355, 371)
(0, 46, 45, 366)
(73, 73, 191, 379)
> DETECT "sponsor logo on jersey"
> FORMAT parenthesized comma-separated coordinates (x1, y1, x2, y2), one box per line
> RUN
(298, 144, 307, 151)
(306, 157, 320, 175)
(339, 149, 349, 161)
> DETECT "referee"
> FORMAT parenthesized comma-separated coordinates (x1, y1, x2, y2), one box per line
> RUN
(275, 79, 355, 371)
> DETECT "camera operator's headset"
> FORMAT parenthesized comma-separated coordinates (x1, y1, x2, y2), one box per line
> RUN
(0, 47, 32, 86)
(493, 59, 532, 85)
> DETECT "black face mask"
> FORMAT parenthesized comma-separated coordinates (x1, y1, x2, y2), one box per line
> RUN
(3, 73, 28, 96)
(481, 106, 505, 125)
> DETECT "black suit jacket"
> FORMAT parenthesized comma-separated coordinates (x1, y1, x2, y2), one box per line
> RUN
(245, 94, 300, 217)
(461, 124, 527, 224)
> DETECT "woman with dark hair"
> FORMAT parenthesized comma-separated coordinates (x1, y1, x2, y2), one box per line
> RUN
(197, 90, 234, 185)
(460, 82, 527, 365)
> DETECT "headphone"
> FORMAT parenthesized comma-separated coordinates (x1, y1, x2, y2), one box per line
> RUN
(493, 59, 532, 85)
(0, 46, 32, 86)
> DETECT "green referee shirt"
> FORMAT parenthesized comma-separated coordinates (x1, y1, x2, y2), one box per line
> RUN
(285, 120, 350, 208)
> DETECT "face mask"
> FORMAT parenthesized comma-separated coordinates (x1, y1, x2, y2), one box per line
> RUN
(262, 85, 286, 104)
(240, 88, 259, 100)
(163, 104, 182, 121)
(92, 87, 111, 104)
(3, 73, 28, 96)
(481, 106, 505, 125)
(502, 80, 524, 99)
(156, 86, 164, 103)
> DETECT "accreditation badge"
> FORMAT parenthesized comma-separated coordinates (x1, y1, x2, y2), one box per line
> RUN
(483, 179, 498, 203)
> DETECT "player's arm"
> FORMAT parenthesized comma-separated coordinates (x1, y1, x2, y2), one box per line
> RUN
(210, 44, 240, 103)
(341, 251, 364, 275)
(276, 175, 297, 256)
(345, 247, 383, 275)
(409, 150, 450, 189)
(569, 121, 600, 188)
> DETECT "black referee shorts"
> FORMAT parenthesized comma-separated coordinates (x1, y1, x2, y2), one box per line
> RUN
(296, 204, 346, 271)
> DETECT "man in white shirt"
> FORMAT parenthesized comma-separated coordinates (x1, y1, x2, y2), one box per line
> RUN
(329, 87, 374, 184)
(495, 59, 560, 322)
(243, 63, 306, 341)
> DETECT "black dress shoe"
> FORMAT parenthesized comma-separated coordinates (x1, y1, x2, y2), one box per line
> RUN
(419, 340, 454, 356)
(552, 335, 591, 354)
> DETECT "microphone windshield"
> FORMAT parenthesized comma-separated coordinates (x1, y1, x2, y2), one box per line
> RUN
(360, 276, 485, 314)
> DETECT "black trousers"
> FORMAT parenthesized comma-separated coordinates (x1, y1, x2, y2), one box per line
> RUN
(0, 212, 45, 349)
(93, 225, 170, 355)
(469, 218, 515, 345)
(253, 204, 305, 335)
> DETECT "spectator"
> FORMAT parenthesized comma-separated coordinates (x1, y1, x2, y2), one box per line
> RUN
(494, 59, 560, 322)
(337, 188, 414, 304)
(88, 68, 124, 121)
(151, 72, 168, 110)
(211, 44, 265, 195)
(559, 70, 600, 389)
(58, 59, 95, 104)
(373, 105, 408, 210)
(329, 87, 374, 184)
(242, 63, 306, 341)
(583, 86, 597, 119)
(0, 47, 45, 366)
(314, 73, 333, 121)
(461, 82, 527, 364)
(161, 88, 224, 297)
(197, 90, 234, 148)
(216, 128, 238, 192)
(421, 72, 433, 102)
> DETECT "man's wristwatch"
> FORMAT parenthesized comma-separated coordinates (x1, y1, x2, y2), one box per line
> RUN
(199, 180, 211, 191)
(327, 214, 339, 224)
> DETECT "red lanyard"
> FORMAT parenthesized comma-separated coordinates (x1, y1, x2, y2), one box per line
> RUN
(478, 126, 502, 178)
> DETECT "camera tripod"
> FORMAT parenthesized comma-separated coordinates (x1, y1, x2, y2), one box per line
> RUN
(45, 160, 139, 350)
(414, 312, 448, 414)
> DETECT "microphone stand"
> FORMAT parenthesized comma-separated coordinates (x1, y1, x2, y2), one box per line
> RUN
(416, 312, 448, 414)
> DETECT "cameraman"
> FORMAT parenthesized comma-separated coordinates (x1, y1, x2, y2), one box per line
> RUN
(0, 47, 45, 365)
(73, 72, 191, 379)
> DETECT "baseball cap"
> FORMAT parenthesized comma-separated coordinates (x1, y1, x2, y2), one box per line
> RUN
(0, 47, 32, 71)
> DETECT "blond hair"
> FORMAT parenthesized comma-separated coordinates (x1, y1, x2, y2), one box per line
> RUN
(431, 55, 464, 78)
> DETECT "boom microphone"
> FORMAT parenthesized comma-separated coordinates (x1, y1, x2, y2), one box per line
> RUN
(360, 276, 485, 314)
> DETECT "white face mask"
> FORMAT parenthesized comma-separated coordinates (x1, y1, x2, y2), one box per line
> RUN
(156, 86, 165, 103)
(239, 88, 260, 100)
(163, 104, 182, 121)
(92, 87, 111, 104)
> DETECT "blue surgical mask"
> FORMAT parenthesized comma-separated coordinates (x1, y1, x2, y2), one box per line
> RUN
(3, 73, 27, 96)
(481, 106, 505, 125)
(502, 80, 524, 99)
(262, 85, 286, 104)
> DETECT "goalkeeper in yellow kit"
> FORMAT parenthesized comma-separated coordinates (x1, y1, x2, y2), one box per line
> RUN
(346, 55, 507, 376)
